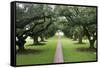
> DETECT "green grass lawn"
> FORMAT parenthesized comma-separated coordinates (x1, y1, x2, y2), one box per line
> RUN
(16, 35, 97, 65)
(61, 36, 97, 62)
(16, 36, 57, 65)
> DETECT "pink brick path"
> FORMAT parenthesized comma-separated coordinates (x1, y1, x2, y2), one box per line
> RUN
(54, 34, 64, 63)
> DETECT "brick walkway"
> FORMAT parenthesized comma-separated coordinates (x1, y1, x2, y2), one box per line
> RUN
(54, 34, 64, 63)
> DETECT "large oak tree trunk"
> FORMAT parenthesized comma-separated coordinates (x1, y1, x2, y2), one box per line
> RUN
(18, 44, 25, 51)
(73, 33, 77, 41)
(40, 35, 45, 42)
(89, 40, 95, 49)
(17, 38, 26, 51)
(83, 26, 96, 49)
(78, 32, 83, 43)
(33, 35, 39, 44)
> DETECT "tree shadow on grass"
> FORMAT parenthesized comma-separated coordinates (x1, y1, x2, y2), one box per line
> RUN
(16, 49, 45, 55)
(73, 42, 86, 45)
(27, 43, 46, 46)
(76, 47, 96, 52)
(40, 40, 48, 42)
(33, 43, 46, 45)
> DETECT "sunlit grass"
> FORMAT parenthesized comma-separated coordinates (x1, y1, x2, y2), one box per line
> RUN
(16, 35, 97, 65)
(61, 36, 97, 62)
(16, 36, 57, 65)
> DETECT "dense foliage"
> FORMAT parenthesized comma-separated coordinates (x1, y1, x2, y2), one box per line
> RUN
(16, 3, 97, 51)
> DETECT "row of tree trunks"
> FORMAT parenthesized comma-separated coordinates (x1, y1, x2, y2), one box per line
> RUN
(32, 34, 46, 45)
(73, 32, 83, 43)
(83, 26, 96, 49)
(72, 26, 96, 49)
(17, 34, 46, 51)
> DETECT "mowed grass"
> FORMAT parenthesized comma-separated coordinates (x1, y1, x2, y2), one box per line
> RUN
(61, 36, 97, 62)
(16, 36, 57, 65)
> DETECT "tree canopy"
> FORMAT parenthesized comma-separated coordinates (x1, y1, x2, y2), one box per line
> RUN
(16, 3, 97, 51)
